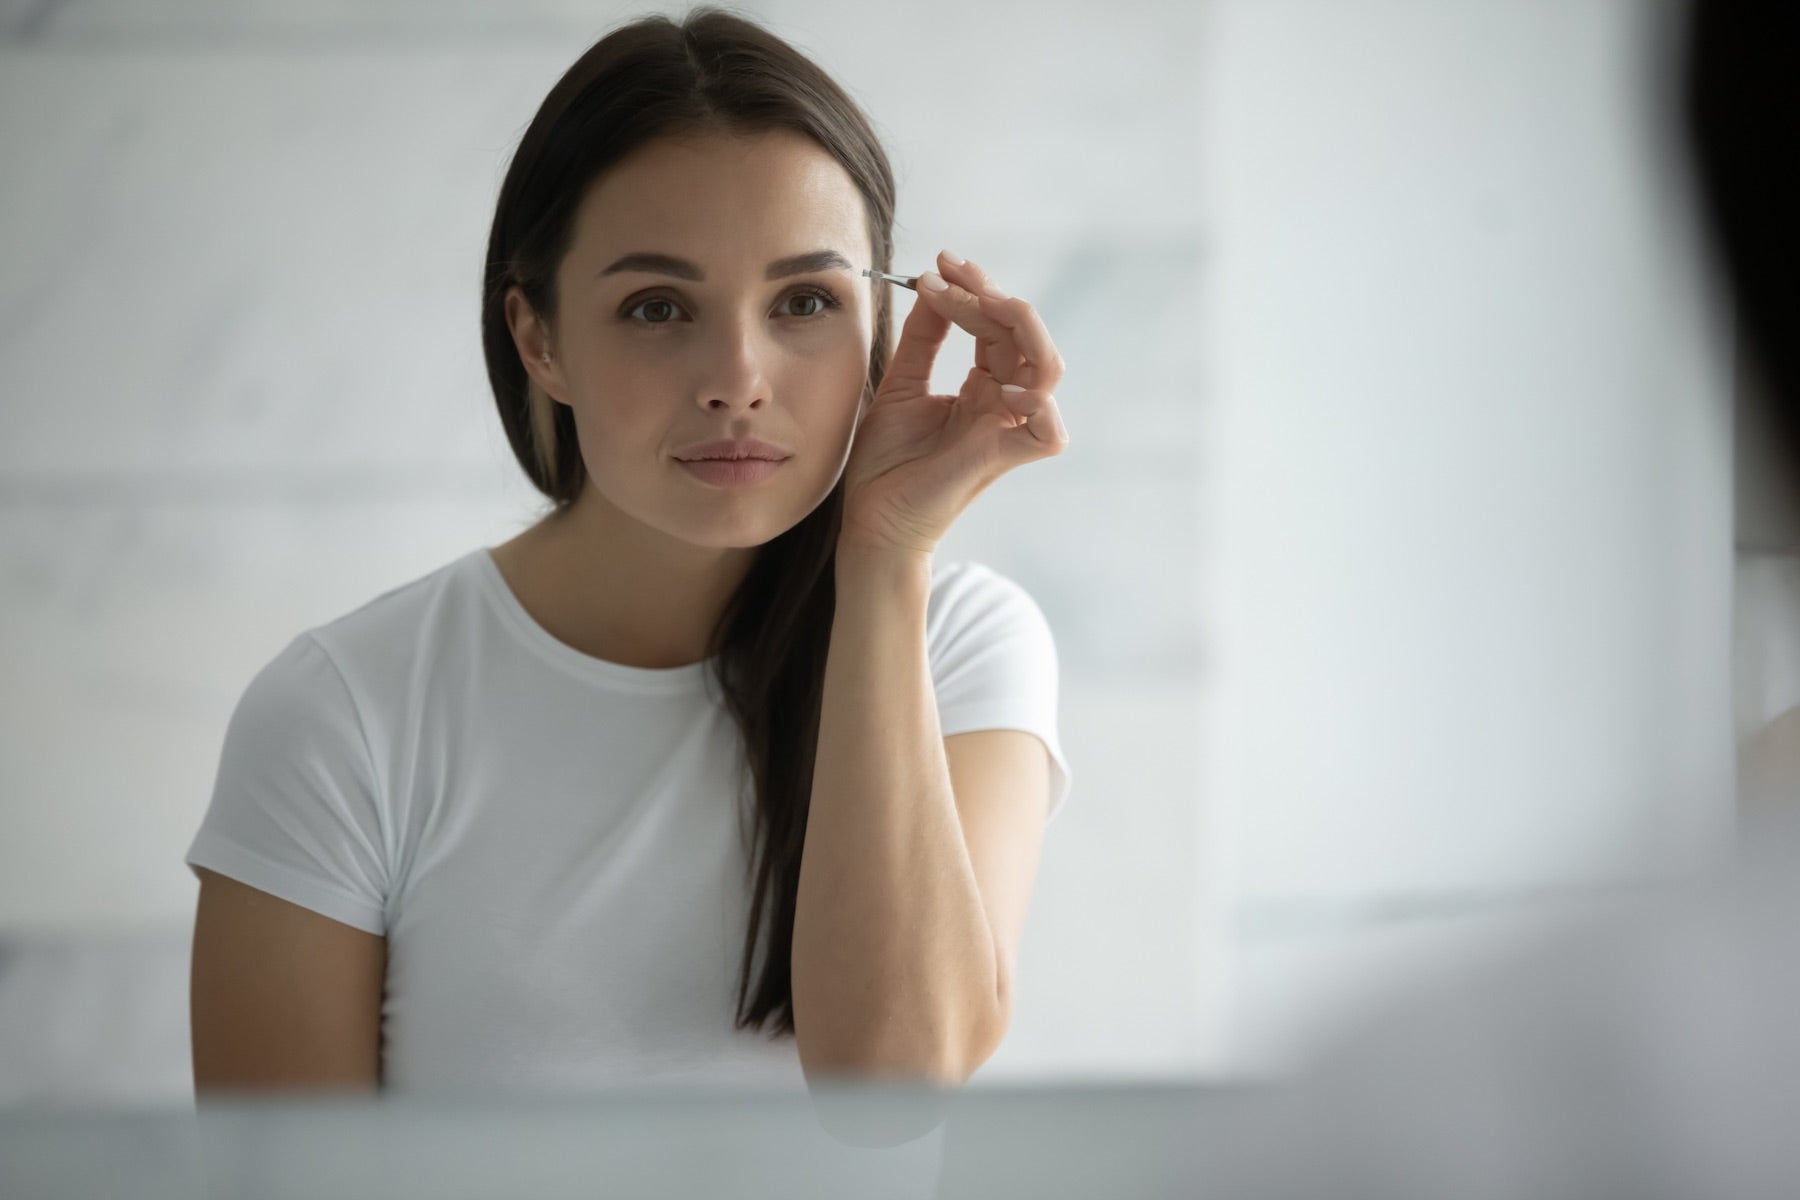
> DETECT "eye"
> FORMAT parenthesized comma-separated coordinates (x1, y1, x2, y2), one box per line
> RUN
(782, 285, 844, 319)
(620, 284, 844, 327)
(626, 296, 683, 325)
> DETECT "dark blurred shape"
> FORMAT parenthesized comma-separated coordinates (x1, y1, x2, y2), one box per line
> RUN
(1683, 0, 1800, 466)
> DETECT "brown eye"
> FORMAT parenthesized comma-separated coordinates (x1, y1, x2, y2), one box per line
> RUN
(624, 297, 682, 324)
(620, 285, 842, 328)
(784, 285, 843, 319)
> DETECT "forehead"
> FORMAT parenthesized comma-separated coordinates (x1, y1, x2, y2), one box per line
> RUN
(570, 129, 870, 271)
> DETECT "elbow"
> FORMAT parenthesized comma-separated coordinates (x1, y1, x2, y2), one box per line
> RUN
(798, 1029, 965, 1089)
(960, 954, 1014, 1078)
(799, 1044, 977, 1091)
(798, 999, 1010, 1090)
(964, 989, 1012, 1080)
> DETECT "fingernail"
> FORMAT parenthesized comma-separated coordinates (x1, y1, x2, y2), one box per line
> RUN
(940, 249, 965, 265)
(918, 270, 949, 292)
(981, 280, 1008, 299)
(1001, 383, 1026, 393)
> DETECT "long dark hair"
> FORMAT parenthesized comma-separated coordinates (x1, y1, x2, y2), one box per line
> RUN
(478, 6, 898, 1037)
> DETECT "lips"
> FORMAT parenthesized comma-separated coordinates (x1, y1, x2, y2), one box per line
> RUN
(673, 437, 790, 462)
(677, 457, 785, 487)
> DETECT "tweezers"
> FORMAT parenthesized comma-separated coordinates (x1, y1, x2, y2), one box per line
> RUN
(862, 269, 920, 291)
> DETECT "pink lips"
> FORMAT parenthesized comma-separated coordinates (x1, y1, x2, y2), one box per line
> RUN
(677, 458, 785, 486)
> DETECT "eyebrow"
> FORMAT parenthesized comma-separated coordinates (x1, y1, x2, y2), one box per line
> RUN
(596, 249, 855, 282)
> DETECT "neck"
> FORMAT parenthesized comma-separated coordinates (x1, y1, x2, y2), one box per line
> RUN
(496, 480, 758, 670)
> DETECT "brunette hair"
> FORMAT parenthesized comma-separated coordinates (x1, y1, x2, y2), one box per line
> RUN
(478, 6, 898, 1037)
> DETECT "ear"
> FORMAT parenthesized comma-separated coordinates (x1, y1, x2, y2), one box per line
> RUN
(504, 286, 565, 405)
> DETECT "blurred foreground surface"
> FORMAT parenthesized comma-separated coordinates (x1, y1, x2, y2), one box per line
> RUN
(7, 814, 1800, 1199)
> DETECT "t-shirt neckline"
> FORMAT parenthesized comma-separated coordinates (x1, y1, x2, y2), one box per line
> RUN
(466, 546, 715, 694)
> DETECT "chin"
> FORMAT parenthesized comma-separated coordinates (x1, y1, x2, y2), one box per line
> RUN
(668, 509, 794, 550)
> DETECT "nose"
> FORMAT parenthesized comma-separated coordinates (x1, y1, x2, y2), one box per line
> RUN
(698, 318, 774, 413)
(704, 392, 764, 412)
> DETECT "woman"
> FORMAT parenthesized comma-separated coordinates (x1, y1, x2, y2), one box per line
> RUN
(187, 6, 1072, 1097)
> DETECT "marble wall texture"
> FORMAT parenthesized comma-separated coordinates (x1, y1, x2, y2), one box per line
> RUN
(0, 0, 1756, 1107)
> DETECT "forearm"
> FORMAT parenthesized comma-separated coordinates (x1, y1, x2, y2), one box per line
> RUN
(790, 544, 1001, 1085)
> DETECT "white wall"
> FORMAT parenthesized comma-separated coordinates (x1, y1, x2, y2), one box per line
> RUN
(1192, 0, 1737, 1070)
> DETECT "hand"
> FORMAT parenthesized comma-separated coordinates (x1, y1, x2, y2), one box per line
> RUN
(838, 249, 1069, 558)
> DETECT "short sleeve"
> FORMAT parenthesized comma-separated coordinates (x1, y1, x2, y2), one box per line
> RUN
(184, 632, 389, 934)
(928, 563, 1073, 824)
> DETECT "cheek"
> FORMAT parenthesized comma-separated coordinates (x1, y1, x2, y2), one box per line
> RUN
(568, 362, 658, 427)
(562, 392, 658, 472)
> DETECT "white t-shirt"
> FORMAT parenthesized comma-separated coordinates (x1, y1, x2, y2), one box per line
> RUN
(184, 546, 1071, 1096)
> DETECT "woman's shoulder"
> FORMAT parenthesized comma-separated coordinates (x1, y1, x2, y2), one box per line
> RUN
(927, 557, 1047, 625)
(924, 557, 1057, 669)
(294, 548, 487, 691)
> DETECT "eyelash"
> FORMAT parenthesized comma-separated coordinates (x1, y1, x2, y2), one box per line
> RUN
(619, 285, 844, 328)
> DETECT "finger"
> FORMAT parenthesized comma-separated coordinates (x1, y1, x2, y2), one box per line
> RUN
(994, 380, 1070, 453)
(914, 251, 1025, 384)
(933, 252, 1063, 389)
(881, 279, 956, 398)
(915, 272, 1023, 384)
(972, 292, 1065, 394)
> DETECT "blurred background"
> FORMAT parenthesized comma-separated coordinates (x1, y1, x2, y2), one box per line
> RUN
(0, 0, 1765, 1110)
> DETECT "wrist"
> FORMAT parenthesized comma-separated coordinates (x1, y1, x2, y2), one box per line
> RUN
(834, 538, 934, 586)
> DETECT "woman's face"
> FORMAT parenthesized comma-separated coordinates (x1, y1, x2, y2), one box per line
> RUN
(516, 128, 879, 550)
